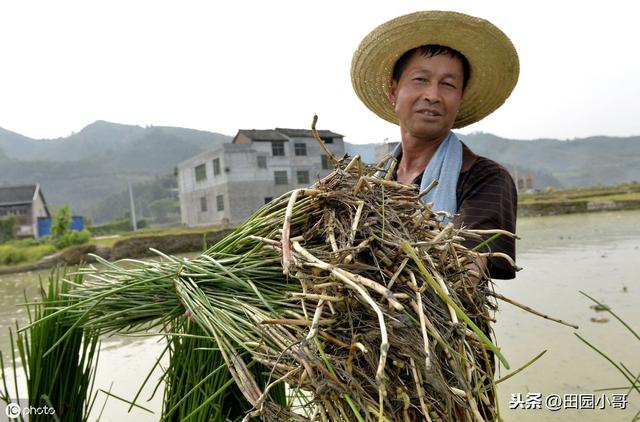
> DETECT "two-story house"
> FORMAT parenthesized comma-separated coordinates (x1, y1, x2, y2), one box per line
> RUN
(176, 128, 345, 227)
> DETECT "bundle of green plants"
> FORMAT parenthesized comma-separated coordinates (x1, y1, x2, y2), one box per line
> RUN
(48, 123, 527, 420)
(158, 319, 285, 421)
(0, 269, 101, 422)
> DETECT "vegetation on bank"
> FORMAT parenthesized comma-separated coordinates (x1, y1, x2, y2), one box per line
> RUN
(0, 224, 230, 271)
(0, 204, 91, 266)
(88, 217, 148, 237)
(0, 241, 58, 266)
(519, 182, 640, 204)
(518, 182, 640, 216)
(2, 183, 639, 270)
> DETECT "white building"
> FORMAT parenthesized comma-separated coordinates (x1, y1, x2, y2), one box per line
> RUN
(177, 128, 345, 227)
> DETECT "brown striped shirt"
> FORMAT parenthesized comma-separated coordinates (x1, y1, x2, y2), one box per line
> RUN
(394, 142, 517, 279)
(455, 143, 517, 279)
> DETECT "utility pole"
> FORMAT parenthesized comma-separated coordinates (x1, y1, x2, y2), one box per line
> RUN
(128, 182, 138, 231)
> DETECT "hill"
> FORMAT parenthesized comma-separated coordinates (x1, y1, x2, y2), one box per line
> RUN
(345, 133, 640, 189)
(460, 132, 640, 187)
(1, 122, 639, 223)
(0, 121, 232, 222)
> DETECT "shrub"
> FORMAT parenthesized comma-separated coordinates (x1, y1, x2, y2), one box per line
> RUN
(0, 243, 58, 266)
(52, 229, 92, 250)
(0, 217, 16, 243)
(52, 204, 72, 239)
(25, 244, 58, 261)
(0, 245, 28, 265)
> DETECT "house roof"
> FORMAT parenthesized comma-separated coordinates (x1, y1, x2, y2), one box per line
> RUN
(0, 185, 38, 206)
(235, 129, 289, 142)
(0, 184, 50, 217)
(234, 128, 344, 143)
(275, 128, 344, 139)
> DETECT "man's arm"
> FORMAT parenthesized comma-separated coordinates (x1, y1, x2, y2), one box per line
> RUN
(454, 158, 518, 280)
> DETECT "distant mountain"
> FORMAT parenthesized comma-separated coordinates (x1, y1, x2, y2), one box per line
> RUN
(0, 127, 40, 161)
(346, 133, 640, 189)
(0, 121, 232, 222)
(0, 120, 230, 164)
(460, 132, 640, 187)
(1, 121, 638, 223)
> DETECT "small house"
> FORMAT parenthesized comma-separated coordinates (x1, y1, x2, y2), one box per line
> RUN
(0, 184, 51, 238)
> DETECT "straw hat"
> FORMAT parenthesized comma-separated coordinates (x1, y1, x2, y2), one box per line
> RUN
(351, 11, 519, 128)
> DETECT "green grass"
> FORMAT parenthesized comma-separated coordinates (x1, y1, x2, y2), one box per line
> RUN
(0, 224, 230, 267)
(580, 192, 640, 202)
(0, 243, 57, 265)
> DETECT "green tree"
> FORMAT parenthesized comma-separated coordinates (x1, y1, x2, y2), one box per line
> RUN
(52, 204, 72, 239)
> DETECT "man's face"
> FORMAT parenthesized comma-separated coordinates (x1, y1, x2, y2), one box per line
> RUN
(389, 51, 464, 142)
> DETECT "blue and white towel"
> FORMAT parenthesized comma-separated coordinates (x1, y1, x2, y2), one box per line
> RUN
(382, 131, 462, 223)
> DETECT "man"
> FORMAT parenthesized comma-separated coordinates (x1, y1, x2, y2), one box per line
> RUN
(351, 10, 519, 281)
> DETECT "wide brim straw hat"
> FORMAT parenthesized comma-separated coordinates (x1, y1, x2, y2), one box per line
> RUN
(351, 10, 519, 129)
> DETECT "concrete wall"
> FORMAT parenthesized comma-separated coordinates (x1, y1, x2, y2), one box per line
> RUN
(177, 145, 234, 226)
(31, 191, 49, 237)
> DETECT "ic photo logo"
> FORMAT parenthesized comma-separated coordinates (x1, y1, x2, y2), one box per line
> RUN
(4, 403, 20, 419)
(4, 402, 56, 420)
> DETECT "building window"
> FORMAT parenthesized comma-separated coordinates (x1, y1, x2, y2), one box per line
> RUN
(257, 156, 267, 168)
(294, 143, 307, 156)
(195, 164, 207, 182)
(216, 194, 224, 211)
(297, 170, 310, 184)
(264, 197, 273, 204)
(321, 137, 333, 144)
(272, 141, 285, 156)
(274, 170, 288, 185)
(321, 155, 332, 170)
(200, 196, 207, 212)
(213, 158, 221, 175)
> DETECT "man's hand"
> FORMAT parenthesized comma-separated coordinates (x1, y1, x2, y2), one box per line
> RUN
(465, 255, 488, 288)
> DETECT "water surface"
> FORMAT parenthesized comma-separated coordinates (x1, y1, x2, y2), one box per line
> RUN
(495, 210, 640, 421)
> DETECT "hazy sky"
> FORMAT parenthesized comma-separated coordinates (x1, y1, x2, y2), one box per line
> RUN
(1, 1, 639, 144)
